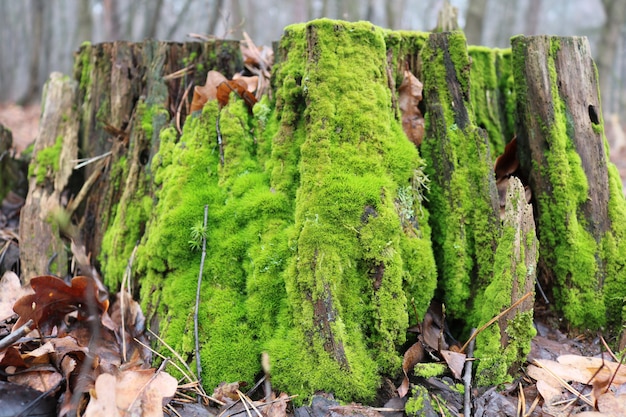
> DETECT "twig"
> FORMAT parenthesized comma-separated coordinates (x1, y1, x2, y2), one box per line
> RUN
(145, 330, 198, 385)
(0, 319, 34, 350)
(463, 327, 475, 417)
(176, 82, 194, 134)
(460, 291, 533, 353)
(216, 112, 224, 166)
(599, 334, 619, 363)
(66, 157, 108, 217)
(237, 390, 255, 417)
(194, 205, 209, 400)
(163, 65, 195, 81)
(72, 151, 112, 170)
(120, 243, 139, 363)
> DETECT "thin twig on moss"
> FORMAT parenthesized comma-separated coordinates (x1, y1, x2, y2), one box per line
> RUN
(194, 204, 209, 399)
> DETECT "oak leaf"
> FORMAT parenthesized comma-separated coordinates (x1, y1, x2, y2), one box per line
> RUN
(12, 275, 109, 336)
(191, 70, 227, 112)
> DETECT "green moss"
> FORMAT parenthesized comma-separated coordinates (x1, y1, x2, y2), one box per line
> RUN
(29, 135, 63, 185)
(255, 20, 437, 402)
(413, 362, 446, 378)
(468, 46, 515, 156)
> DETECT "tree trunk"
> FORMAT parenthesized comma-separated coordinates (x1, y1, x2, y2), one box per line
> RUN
(513, 35, 626, 330)
(464, 0, 487, 45)
(18, 21, 626, 402)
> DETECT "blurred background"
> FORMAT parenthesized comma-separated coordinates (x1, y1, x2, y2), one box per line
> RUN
(0, 0, 625, 155)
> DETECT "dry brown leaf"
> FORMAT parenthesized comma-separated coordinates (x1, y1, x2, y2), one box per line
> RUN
(84, 369, 177, 417)
(213, 381, 241, 403)
(494, 137, 519, 179)
(264, 392, 290, 417)
(440, 349, 466, 380)
(597, 392, 626, 415)
(398, 69, 425, 146)
(9, 369, 63, 392)
(397, 341, 424, 397)
(191, 70, 227, 112)
(13, 275, 110, 336)
(232, 73, 259, 93)
(216, 79, 257, 110)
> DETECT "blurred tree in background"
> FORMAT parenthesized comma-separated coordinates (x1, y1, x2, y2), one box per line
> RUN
(0, 0, 624, 119)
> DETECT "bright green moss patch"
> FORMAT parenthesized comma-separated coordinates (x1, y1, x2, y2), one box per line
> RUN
(29, 135, 63, 185)
(414, 362, 446, 378)
(468, 46, 515, 156)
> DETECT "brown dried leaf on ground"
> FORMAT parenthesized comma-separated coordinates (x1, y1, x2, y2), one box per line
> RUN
(84, 369, 177, 417)
(398, 69, 425, 147)
(213, 381, 241, 403)
(12, 275, 109, 335)
(397, 341, 424, 397)
(264, 392, 290, 417)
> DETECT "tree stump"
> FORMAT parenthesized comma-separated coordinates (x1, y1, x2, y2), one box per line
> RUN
(17, 21, 626, 401)
(513, 35, 626, 330)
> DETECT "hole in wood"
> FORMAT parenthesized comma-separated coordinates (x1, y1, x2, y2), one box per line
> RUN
(588, 104, 599, 125)
(139, 148, 150, 165)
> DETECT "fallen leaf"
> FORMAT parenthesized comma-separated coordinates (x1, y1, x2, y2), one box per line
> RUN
(440, 349, 466, 380)
(398, 69, 425, 146)
(191, 70, 227, 112)
(0, 271, 32, 321)
(264, 392, 290, 417)
(84, 369, 177, 417)
(397, 341, 424, 397)
(213, 381, 241, 403)
(13, 275, 110, 336)
(232, 73, 259, 93)
(494, 137, 518, 179)
(216, 79, 257, 110)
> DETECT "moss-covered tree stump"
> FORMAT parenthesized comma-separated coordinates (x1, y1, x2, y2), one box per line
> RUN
(19, 19, 626, 402)
(513, 35, 626, 330)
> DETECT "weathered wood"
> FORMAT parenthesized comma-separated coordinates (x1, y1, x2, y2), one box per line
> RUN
(513, 35, 626, 330)
(19, 73, 79, 281)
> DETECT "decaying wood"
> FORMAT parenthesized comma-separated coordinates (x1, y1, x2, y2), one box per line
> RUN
(499, 176, 537, 341)
(19, 73, 79, 281)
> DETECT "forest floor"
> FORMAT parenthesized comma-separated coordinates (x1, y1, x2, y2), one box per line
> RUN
(1, 102, 625, 416)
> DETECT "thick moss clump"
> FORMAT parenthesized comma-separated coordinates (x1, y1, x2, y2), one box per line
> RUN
(265, 19, 437, 401)
(114, 20, 437, 402)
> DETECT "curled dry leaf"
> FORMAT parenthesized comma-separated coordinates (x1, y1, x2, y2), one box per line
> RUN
(397, 341, 424, 398)
(216, 79, 257, 110)
(12, 275, 109, 336)
(84, 369, 177, 417)
(190, 71, 258, 113)
(440, 349, 466, 380)
(233, 73, 259, 93)
(191, 70, 227, 112)
(213, 381, 241, 403)
(398, 69, 425, 147)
